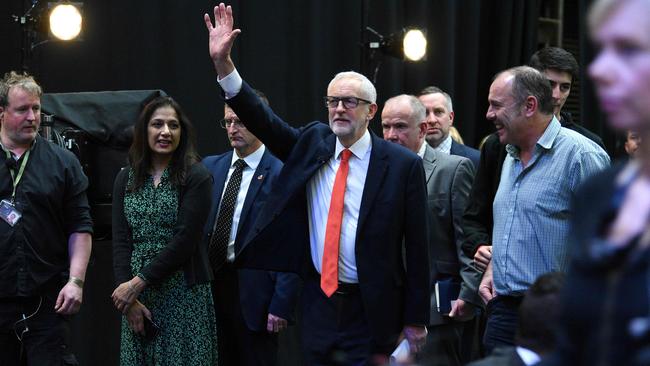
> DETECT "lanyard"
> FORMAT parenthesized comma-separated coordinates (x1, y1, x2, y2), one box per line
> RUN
(4, 149, 30, 203)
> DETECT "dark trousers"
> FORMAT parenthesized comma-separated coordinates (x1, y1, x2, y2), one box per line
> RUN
(212, 263, 278, 366)
(300, 278, 390, 366)
(0, 280, 76, 366)
(419, 316, 482, 366)
(483, 296, 522, 354)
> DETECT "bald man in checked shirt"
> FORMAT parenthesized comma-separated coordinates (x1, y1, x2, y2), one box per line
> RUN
(478, 66, 609, 353)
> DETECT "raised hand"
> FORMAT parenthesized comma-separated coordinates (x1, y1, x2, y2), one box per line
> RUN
(204, 3, 241, 77)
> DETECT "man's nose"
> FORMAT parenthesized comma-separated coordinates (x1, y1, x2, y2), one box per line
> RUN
(552, 85, 561, 99)
(486, 107, 495, 120)
(26, 108, 36, 121)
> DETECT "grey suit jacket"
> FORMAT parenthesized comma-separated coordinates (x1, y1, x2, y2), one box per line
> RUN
(422, 144, 483, 325)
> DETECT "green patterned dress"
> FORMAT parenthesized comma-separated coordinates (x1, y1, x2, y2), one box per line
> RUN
(120, 170, 218, 365)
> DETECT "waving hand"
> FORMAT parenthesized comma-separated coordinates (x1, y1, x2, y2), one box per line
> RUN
(204, 3, 240, 77)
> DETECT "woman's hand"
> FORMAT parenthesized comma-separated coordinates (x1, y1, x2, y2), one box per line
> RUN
(112, 276, 146, 313)
(125, 301, 152, 336)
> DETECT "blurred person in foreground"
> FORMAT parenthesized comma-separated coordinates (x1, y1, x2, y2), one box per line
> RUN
(548, 0, 650, 365)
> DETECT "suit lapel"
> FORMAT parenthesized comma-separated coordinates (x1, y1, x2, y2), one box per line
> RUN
(449, 140, 459, 155)
(422, 144, 437, 184)
(357, 134, 388, 234)
(209, 151, 233, 224)
(242, 133, 335, 248)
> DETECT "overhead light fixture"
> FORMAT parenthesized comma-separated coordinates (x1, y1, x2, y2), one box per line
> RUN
(49, 2, 83, 41)
(363, 27, 428, 84)
(366, 27, 428, 62)
(402, 29, 427, 62)
(12, 1, 84, 71)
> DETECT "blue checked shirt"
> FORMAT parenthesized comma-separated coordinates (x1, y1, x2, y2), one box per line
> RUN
(492, 117, 610, 296)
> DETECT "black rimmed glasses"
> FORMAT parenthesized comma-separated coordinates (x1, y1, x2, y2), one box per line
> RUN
(219, 118, 246, 129)
(324, 96, 372, 109)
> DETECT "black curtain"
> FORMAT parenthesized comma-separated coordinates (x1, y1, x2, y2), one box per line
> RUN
(1, 0, 540, 154)
(0, 1, 539, 365)
(360, 0, 539, 147)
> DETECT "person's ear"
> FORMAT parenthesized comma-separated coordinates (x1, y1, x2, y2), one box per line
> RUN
(524, 96, 538, 117)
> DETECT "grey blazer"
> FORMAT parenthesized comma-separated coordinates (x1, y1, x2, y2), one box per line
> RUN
(423, 144, 483, 325)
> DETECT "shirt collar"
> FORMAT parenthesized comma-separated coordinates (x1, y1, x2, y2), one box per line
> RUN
(416, 140, 427, 159)
(505, 116, 561, 157)
(0, 136, 38, 159)
(516, 346, 542, 365)
(433, 134, 452, 154)
(231, 144, 265, 170)
(536, 116, 561, 150)
(335, 130, 371, 160)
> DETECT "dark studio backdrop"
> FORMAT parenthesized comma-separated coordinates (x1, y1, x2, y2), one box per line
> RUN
(0, 0, 614, 364)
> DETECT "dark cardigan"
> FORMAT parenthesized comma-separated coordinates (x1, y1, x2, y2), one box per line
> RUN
(112, 163, 214, 287)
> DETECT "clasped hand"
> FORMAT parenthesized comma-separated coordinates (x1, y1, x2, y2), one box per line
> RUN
(112, 279, 141, 313)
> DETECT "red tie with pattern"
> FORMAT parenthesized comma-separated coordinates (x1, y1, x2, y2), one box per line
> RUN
(321, 149, 352, 297)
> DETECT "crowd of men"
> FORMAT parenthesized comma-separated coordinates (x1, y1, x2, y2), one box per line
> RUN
(3, 0, 642, 365)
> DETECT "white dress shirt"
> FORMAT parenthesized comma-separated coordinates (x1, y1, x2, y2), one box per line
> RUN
(308, 131, 371, 284)
(218, 144, 266, 262)
(416, 140, 427, 159)
(433, 134, 453, 155)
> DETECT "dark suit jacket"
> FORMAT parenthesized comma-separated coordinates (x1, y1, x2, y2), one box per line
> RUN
(224, 81, 431, 347)
(548, 163, 649, 365)
(202, 149, 301, 332)
(450, 140, 480, 169)
(422, 145, 482, 325)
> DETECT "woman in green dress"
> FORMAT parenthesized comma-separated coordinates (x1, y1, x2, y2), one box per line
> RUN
(111, 96, 217, 365)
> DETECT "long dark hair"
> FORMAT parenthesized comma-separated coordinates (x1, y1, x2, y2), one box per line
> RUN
(128, 96, 199, 191)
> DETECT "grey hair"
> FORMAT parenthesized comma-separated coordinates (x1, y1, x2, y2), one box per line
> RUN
(384, 94, 426, 125)
(328, 71, 377, 103)
(495, 66, 554, 115)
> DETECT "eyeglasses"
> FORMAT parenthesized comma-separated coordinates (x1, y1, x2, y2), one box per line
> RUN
(219, 118, 246, 129)
(324, 96, 372, 109)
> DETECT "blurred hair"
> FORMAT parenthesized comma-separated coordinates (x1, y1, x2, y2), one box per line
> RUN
(516, 272, 565, 354)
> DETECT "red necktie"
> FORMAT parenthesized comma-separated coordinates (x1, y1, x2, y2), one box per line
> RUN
(321, 149, 352, 297)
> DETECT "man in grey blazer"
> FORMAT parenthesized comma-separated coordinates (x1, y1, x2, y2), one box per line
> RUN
(382, 95, 483, 365)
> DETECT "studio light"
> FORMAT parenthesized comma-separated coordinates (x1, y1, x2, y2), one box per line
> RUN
(363, 26, 428, 84)
(49, 2, 83, 41)
(402, 29, 427, 62)
(12, 0, 85, 71)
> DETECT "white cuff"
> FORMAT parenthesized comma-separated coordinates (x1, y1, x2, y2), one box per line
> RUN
(217, 68, 243, 100)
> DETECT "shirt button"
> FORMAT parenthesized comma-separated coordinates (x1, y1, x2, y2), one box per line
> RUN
(509, 209, 514, 213)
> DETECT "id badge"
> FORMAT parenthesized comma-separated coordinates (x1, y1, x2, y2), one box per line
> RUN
(0, 199, 22, 226)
